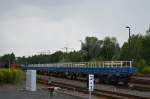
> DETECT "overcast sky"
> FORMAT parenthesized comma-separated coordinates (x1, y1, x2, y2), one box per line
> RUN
(0, 0, 150, 56)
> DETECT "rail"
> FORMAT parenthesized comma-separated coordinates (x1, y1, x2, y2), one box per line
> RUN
(27, 61, 132, 68)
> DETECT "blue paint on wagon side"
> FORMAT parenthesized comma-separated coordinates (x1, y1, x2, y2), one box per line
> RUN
(23, 66, 136, 74)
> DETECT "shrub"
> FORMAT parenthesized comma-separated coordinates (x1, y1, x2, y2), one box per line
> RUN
(0, 71, 4, 84)
(141, 66, 150, 74)
(135, 59, 147, 73)
(0, 68, 23, 85)
(12, 69, 23, 83)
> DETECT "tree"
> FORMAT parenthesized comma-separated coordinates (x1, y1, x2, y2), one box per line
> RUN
(146, 27, 150, 36)
(120, 42, 129, 60)
(120, 34, 143, 61)
(63, 50, 87, 62)
(50, 51, 63, 63)
(81, 37, 98, 60)
(130, 34, 143, 61)
(0, 53, 16, 67)
(141, 34, 150, 65)
(101, 37, 120, 60)
(16, 56, 27, 64)
(81, 36, 120, 61)
(89, 40, 103, 58)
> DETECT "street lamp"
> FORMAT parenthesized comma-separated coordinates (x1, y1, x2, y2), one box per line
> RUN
(126, 26, 131, 60)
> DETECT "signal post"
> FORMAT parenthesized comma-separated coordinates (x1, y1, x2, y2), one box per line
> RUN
(88, 74, 94, 99)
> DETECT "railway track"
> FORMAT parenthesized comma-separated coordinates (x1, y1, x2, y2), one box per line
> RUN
(51, 82, 150, 99)
(37, 76, 150, 99)
(37, 74, 150, 91)
(130, 75, 150, 91)
(134, 74, 150, 77)
(47, 75, 150, 92)
(129, 83, 150, 91)
(131, 76, 150, 84)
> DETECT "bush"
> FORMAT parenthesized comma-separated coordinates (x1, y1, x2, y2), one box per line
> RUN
(0, 71, 4, 84)
(12, 69, 23, 83)
(0, 68, 23, 85)
(135, 59, 147, 73)
(141, 66, 150, 74)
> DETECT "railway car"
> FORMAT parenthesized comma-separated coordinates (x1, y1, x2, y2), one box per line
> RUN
(22, 61, 136, 85)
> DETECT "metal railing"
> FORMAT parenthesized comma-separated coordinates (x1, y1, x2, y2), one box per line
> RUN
(27, 61, 132, 68)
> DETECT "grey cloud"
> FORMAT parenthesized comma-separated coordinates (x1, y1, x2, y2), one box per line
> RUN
(0, 0, 150, 56)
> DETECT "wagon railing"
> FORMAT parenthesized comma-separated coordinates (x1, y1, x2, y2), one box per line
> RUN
(27, 61, 132, 68)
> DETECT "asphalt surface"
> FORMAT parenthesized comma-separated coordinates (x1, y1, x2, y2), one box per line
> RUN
(0, 85, 85, 99)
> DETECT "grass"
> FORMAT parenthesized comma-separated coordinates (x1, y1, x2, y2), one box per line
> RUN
(0, 68, 23, 85)
(141, 66, 150, 74)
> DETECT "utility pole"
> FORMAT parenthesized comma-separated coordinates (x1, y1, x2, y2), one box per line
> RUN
(63, 47, 68, 53)
(126, 26, 131, 60)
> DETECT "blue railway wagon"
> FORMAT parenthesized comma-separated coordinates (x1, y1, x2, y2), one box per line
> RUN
(23, 61, 136, 85)
(24, 66, 136, 74)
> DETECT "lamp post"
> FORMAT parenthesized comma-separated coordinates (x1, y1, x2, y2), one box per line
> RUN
(126, 26, 131, 60)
